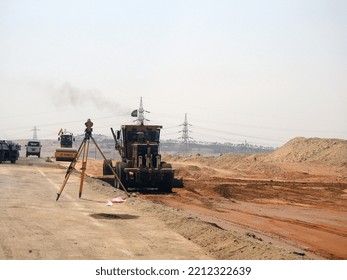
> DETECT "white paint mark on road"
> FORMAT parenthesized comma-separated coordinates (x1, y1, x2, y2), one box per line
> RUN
(35, 167, 103, 227)
(35, 167, 74, 201)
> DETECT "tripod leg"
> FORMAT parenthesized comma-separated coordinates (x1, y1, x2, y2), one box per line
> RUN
(56, 139, 86, 201)
(90, 136, 131, 197)
(79, 138, 89, 198)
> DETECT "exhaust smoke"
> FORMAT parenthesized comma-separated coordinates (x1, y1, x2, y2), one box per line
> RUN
(52, 82, 127, 113)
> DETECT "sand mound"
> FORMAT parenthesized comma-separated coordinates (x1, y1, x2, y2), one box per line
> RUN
(165, 137, 347, 177)
(264, 137, 347, 166)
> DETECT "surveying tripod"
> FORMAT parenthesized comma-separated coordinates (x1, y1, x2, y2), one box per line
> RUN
(56, 119, 130, 201)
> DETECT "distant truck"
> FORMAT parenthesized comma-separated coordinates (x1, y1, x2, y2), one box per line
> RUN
(0, 140, 21, 163)
(25, 140, 42, 158)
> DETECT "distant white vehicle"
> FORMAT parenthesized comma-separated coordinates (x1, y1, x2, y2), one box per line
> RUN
(25, 140, 42, 158)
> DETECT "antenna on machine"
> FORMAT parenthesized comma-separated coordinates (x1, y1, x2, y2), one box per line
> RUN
(31, 126, 40, 140)
(131, 97, 150, 125)
(178, 113, 193, 155)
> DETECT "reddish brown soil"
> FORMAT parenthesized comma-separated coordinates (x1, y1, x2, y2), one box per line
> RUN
(145, 163, 347, 259)
(150, 140, 347, 260)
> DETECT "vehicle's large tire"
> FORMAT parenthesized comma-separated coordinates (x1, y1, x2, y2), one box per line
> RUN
(159, 163, 173, 193)
(117, 162, 128, 190)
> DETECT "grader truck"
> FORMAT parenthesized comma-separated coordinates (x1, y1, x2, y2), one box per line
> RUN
(103, 123, 174, 192)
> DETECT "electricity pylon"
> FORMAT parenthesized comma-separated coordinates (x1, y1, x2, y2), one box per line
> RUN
(31, 126, 40, 140)
(178, 113, 193, 155)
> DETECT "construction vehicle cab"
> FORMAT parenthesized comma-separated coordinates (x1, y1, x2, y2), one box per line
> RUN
(103, 124, 174, 192)
(0, 140, 21, 163)
(55, 132, 77, 162)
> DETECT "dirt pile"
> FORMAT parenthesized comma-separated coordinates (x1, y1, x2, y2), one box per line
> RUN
(165, 137, 347, 175)
(166, 153, 284, 175)
(263, 137, 347, 166)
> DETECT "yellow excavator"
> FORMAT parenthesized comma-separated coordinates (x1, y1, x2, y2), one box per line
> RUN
(55, 129, 78, 162)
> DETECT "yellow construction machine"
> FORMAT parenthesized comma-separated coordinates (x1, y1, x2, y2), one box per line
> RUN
(55, 129, 78, 161)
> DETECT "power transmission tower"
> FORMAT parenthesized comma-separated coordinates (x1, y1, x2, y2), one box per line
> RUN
(178, 113, 193, 155)
(31, 126, 40, 140)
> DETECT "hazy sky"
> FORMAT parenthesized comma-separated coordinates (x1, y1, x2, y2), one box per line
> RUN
(1, 0, 346, 147)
